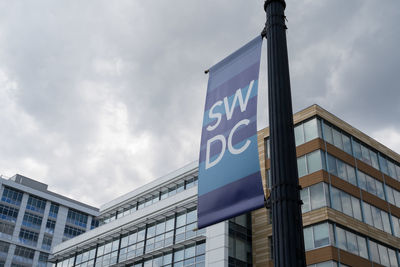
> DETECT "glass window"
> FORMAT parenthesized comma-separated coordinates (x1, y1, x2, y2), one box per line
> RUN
(301, 189, 310, 213)
(351, 197, 362, 221)
(381, 212, 391, 234)
(363, 203, 373, 226)
(375, 181, 385, 199)
(342, 135, 352, 155)
(356, 236, 368, 259)
(185, 245, 196, 259)
(313, 223, 329, 248)
(323, 123, 333, 144)
(379, 155, 388, 175)
(265, 138, 270, 159)
(357, 171, 366, 191)
(310, 183, 325, 210)
(297, 156, 307, 177)
(166, 217, 174, 231)
(304, 227, 313, 250)
(304, 118, 319, 143)
(392, 216, 400, 238)
(294, 124, 304, 146)
(369, 241, 380, 264)
(395, 190, 400, 206)
(361, 145, 371, 165)
(187, 209, 197, 224)
(137, 228, 145, 241)
(370, 151, 379, 169)
(174, 249, 184, 262)
(336, 160, 347, 180)
(388, 248, 398, 267)
(345, 231, 358, 254)
(327, 154, 337, 176)
(336, 227, 347, 250)
(371, 206, 383, 231)
(352, 140, 362, 159)
(176, 213, 186, 228)
(346, 165, 357, 186)
(366, 175, 377, 195)
(341, 193, 352, 217)
(0, 204, 19, 222)
(307, 150, 322, 174)
(331, 187, 342, 211)
(332, 129, 343, 150)
(388, 161, 397, 179)
(396, 165, 400, 181)
(1, 187, 23, 206)
(26, 195, 47, 214)
(377, 244, 390, 267)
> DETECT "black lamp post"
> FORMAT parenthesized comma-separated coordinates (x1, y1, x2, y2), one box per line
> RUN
(263, 0, 306, 266)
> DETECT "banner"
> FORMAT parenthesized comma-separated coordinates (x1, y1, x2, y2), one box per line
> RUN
(198, 36, 264, 228)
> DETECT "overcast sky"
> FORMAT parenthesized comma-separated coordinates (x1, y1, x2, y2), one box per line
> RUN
(0, 0, 399, 207)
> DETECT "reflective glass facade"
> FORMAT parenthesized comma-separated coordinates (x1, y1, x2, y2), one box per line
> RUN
(0, 175, 99, 266)
(262, 110, 400, 267)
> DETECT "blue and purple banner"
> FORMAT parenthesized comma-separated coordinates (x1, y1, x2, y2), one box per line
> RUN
(198, 36, 264, 228)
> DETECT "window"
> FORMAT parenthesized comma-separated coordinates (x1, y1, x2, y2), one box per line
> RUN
(67, 209, 88, 228)
(49, 203, 59, 218)
(38, 252, 49, 267)
(95, 238, 120, 266)
(265, 138, 270, 159)
(13, 245, 35, 263)
(0, 221, 14, 240)
(173, 242, 205, 267)
(301, 183, 329, 213)
(353, 140, 380, 170)
(294, 118, 321, 146)
(75, 247, 96, 267)
(19, 228, 39, 246)
(330, 187, 362, 221)
(322, 123, 352, 155)
(326, 154, 357, 186)
(392, 215, 400, 238)
(303, 222, 332, 250)
(64, 225, 85, 239)
(362, 202, 392, 234)
(369, 240, 398, 266)
(1, 187, 23, 206)
(127, 241, 205, 267)
(357, 170, 385, 200)
(379, 155, 400, 182)
(22, 212, 43, 230)
(26, 195, 46, 213)
(0, 240, 10, 257)
(42, 235, 52, 251)
(229, 213, 253, 265)
(46, 219, 56, 234)
(334, 226, 368, 259)
(297, 150, 325, 178)
(91, 218, 99, 229)
(0, 204, 19, 222)
(386, 185, 400, 208)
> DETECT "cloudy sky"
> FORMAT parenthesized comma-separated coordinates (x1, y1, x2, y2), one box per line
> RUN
(0, 0, 399, 207)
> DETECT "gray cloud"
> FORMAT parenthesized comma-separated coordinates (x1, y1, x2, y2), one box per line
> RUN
(0, 0, 399, 206)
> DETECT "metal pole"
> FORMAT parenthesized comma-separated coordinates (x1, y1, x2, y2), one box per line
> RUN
(263, 0, 306, 266)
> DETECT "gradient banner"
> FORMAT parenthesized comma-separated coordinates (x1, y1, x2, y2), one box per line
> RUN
(198, 36, 264, 228)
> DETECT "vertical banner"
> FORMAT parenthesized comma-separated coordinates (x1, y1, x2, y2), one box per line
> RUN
(198, 36, 264, 228)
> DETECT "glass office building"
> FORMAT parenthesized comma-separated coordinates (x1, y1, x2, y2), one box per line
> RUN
(51, 104, 400, 267)
(254, 105, 400, 267)
(0, 174, 99, 267)
(50, 162, 253, 267)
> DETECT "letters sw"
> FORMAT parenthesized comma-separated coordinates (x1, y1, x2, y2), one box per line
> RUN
(205, 80, 255, 170)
